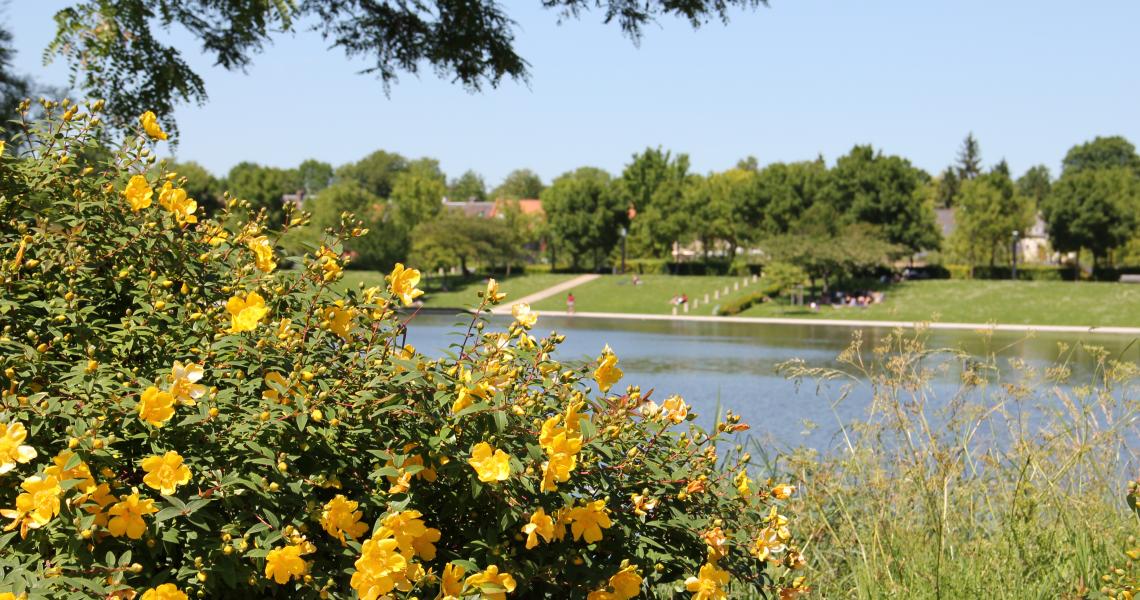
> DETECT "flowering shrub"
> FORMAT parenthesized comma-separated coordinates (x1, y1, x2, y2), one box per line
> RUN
(0, 100, 807, 599)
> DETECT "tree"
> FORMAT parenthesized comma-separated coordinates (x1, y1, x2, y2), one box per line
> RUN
(168, 161, 222, 215)
(1061, 136, 1140, 176)
(389, 159, 446, 232)
(46, 0, 770, 135)
(991, 158, 1011, 178)
(336, 150, 408, 199)
(491, 168, 545, 200)
(615, 148, 691, 258)
(761, 225, 899, 293)
(685, 168, 752, 258)
(1042, 168, 1139, 269)
(448, 170, 487, 201)
(225, 162, 301, 229)
(308, 180, 405, 270)
(1016, 165, 1052, 207)
(948, 174, 1034, 268)
(738, 160, 829, 239)
(828, 145, 940, 254)
(934, 168, 959, 208)
(956, 133, 983, 180)
(542, 167, 626, 271)
(410, 209, 514, 276)
(298, 159, 334, 195)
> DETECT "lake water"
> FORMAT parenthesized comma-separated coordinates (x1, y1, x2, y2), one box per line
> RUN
(402, 312, 1140, 452)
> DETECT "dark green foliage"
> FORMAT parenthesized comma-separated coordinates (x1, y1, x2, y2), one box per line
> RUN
(1061, 136, 1140, 175)
(1042, 168, 1140, 266)
(956, 132, 982, 180)
(491, 169, 544, 200)
(1016, 165, 1052, 207)
(542, 167, 626, 271)
(225, 162, 301, 229)
(827, 145, 940, 253)
(335, 150, 409, 199)
(448, 170, 487, 202)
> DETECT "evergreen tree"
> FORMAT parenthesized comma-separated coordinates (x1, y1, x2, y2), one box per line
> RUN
(956, 133, 983, 180)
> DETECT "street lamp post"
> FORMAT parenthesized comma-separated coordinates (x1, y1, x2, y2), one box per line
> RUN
(619, 226, 628, 274)
(1011, 230, 1020, 280)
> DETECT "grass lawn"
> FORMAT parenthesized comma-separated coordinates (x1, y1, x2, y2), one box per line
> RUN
(334, 271, 578, 309)
(738, 279, 1140, 327)
(531, 274, 760, 315)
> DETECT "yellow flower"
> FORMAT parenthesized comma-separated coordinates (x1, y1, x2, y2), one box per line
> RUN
(140, 111, 167, 140)
(511, 302, 537, 328)
(262, 372, 293, 405)
(468, 442, 511, 484)
(107, 492, 157, 539)
(265, 542, 311, 584)
(82, 482, 115, 527)
(226, 291, 268, 333)
(451, 368, 491, 414)
(247, 236, 277, 273)
(593, 346, 623, 393)
(44, 449, 95, 493)
(140, 583, 188, 600)
(0, 420, 37, 474)
(567, 500, 612, 543)
(202, 226, 229, 246)
(609, 565, 643, 600)
(662, 395, 690, 424)
(386, 263, 424, 306)
(771, 483, 795, 500)
(169, 361, 206, 405)
(735, 470, 752, 496)
(137, 386, 176, 427)
(124, 175, 153, 211)
(324, 302, 357, 340)
(522, 507, 554, 549)
(321, 494, 369, 543)
(441, 562, 466, 599)
(379, 509, 441, 560)
(1, 475, 61, 537)
(630, 493, 657, 518)
(351, 534, 408, 600)
(315, 246, 342, 281)
(752, 526, 788, 562)
(141, 451, 192, 495)
(484, 278, 506, 303)
(685, 562, 730, 600)
(702, 527, 729, 560)
(158, 182, 198, 225)
(465, 565, 517, 600)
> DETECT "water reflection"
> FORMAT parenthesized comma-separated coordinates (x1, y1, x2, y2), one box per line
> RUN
(401, 311, 1140, 452)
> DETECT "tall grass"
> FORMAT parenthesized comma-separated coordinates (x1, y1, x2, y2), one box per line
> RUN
(771, 328, 1140, 599)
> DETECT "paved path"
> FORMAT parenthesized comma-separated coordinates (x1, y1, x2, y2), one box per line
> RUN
(490, 274, 600, 314)
(527, 310, 1140, 335)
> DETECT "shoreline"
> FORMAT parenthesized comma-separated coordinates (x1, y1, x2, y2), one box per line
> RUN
(412, 307, 1140, 335)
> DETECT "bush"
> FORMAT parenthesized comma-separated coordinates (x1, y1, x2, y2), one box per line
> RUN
(945, 264, 1077, 281)
(716, 282, 782, 316)
(0, 102, 806, 598)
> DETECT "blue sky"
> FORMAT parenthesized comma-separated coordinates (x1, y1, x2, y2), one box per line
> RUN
(6, 1, 1139, 188)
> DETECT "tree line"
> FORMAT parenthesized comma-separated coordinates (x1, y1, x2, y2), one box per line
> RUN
(171, 132, 1140, 282)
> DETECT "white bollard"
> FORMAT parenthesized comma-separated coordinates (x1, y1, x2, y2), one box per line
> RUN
(714, 290, 719, 299)
(672, 306, 678, 316)
(734, 282, 739, 291)
(692, 300, 699, 310)
(752, 274, 759, 282)
(704, 293, 709, 303)
(683, 302, 688, 313)
(724, 286, 730, 295)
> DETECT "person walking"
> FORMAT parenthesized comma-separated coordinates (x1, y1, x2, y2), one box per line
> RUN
(567, 292, 575, 314)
